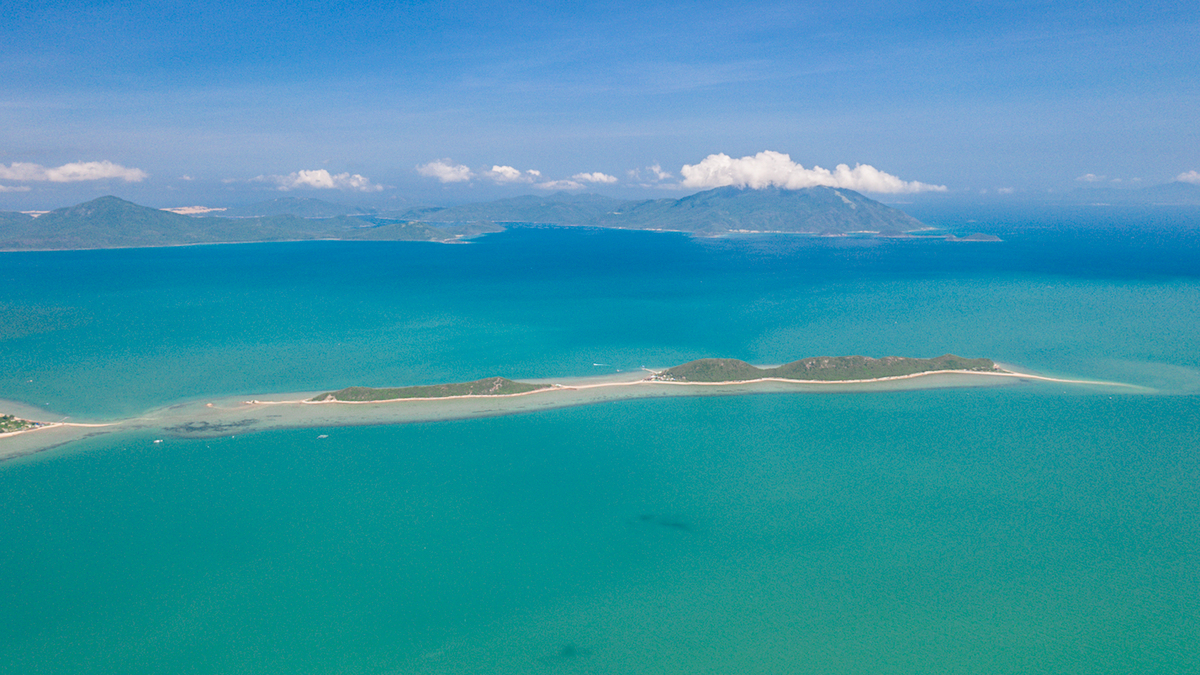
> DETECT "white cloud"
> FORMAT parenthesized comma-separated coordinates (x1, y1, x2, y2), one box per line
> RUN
(650, 164, 672, 180)
(535, 180, 584, 190)
(417, 159, 474, 183)
(571, 171, 618, 184)
(1176, 170, 1200, 185)
(253, 169, 384, 192)
(1076, 173, 1105, 182)
(0, 160, 148, 183)
(0, 184, 32, 192)
(997, 187, 1015, 194)
(679, 151, 945, 194)
(487, 165, 524, 182)
(483, 165, 542, 183)
(179, 175, 194, 181)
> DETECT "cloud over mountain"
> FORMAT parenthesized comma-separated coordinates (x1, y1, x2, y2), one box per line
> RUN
(571, 172, 617, 184)
(680, 151, 945, 194)
(535, 179, 584, 190)
(0, 161, 148, 183)
(253, 169, 383, 192)
(1177, 170, 1200, 185)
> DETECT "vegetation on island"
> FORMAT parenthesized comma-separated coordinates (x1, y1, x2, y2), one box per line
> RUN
(0, 196, 494, 250)
(2, 188, 926, 250)
(387, 185, 924, 234)
(0, 414, 43, 434)
(651, 355, 999, 382)
(311, 377, 550, 402)
(308, 355, 999, 402)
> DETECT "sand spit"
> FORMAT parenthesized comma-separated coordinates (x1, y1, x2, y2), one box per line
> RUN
(0, 368, 1143, 462)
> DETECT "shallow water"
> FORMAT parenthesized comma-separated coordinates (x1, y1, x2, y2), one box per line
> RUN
(2, 209, 1199, 673)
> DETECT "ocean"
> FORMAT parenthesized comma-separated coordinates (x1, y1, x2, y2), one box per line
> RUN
(2, 205, 1198, 673)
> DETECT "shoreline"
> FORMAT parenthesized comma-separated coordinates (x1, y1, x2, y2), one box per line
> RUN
(297, 368, 1130, 405)
(0, 367, 1143, 463)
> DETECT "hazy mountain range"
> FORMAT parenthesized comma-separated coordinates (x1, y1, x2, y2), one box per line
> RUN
(0, 183, 1093, 250)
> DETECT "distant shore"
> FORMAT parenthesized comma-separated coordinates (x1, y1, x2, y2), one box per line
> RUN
(0, 365, 1142, 464)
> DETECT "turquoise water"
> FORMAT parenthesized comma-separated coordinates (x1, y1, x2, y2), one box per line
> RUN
(2, 209, 1199, 673)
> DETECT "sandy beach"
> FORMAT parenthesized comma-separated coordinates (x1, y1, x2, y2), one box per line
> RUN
(0, 367, 1143, 463)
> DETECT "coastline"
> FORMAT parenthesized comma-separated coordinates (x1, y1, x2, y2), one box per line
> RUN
(0, 367, 1143, 463)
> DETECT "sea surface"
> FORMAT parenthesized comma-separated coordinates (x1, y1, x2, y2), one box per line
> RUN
(2, 205, 1199, 673)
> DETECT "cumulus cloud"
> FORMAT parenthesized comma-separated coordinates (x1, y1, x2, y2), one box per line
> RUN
(417, 159, 474, 183)
(0, 184, 32, 192)
(535, 180, 584, 190)
(0, 160, 148, 183)
(679, 151, 945, 194)
(1076, 173, 1106, 182)
(486, 165, 523, 182)
(1176, 170, 1200, 185)
(253, 169, 384, 192)
(483, 165, 542, 183)
(571, 171, 618, 184)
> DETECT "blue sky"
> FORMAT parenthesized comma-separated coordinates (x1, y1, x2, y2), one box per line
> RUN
(1, 0, 1197, 208)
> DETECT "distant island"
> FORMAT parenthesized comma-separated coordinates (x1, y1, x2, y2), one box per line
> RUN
(310, 355, 1001, 402)
(0, 188, 1003, 251)
(650, 354, 999, 382)
(1, 355, 1141, 463)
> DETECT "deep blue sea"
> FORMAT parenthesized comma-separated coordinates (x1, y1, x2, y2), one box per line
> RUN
(2, 205, 1198, 673)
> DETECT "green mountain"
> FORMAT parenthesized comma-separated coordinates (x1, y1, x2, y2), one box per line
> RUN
(0, 211, 35, 227)
(1, 187, 928, 250)
(606, 186, 923, 233)
(387, 192, 628, 225)
(391, 186, 922, 233)
(0, 196, 474, 250)
(655, 355, 998, 382)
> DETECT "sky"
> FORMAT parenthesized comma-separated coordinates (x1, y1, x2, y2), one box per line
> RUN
(1, 0, 1197, 209)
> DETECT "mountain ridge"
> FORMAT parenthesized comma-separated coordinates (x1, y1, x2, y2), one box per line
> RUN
(1, 187, 937, 250)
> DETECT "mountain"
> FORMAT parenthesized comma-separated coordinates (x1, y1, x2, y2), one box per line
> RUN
(389, 186, 922, 234)
(220, 196, 378, 218)
(0, 196, 475, 250)
(606, 186, 923, 234)
(1, 187, 929, 250)
(0, 211, 35, 226)
(386, 192, 628, 224)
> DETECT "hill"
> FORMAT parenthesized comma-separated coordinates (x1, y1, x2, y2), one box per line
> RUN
(390, 186, 923, 234)
(654, 355, 998, 382)
(0, 196, 480, 250)
(607, 186, 922, 233)
(386, 192, 628, 225)
(312, 377, 548, 401)
(0, 187, 931, 250)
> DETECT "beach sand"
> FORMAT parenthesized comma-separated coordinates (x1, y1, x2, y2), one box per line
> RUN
(0, 368, 1143, 462)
